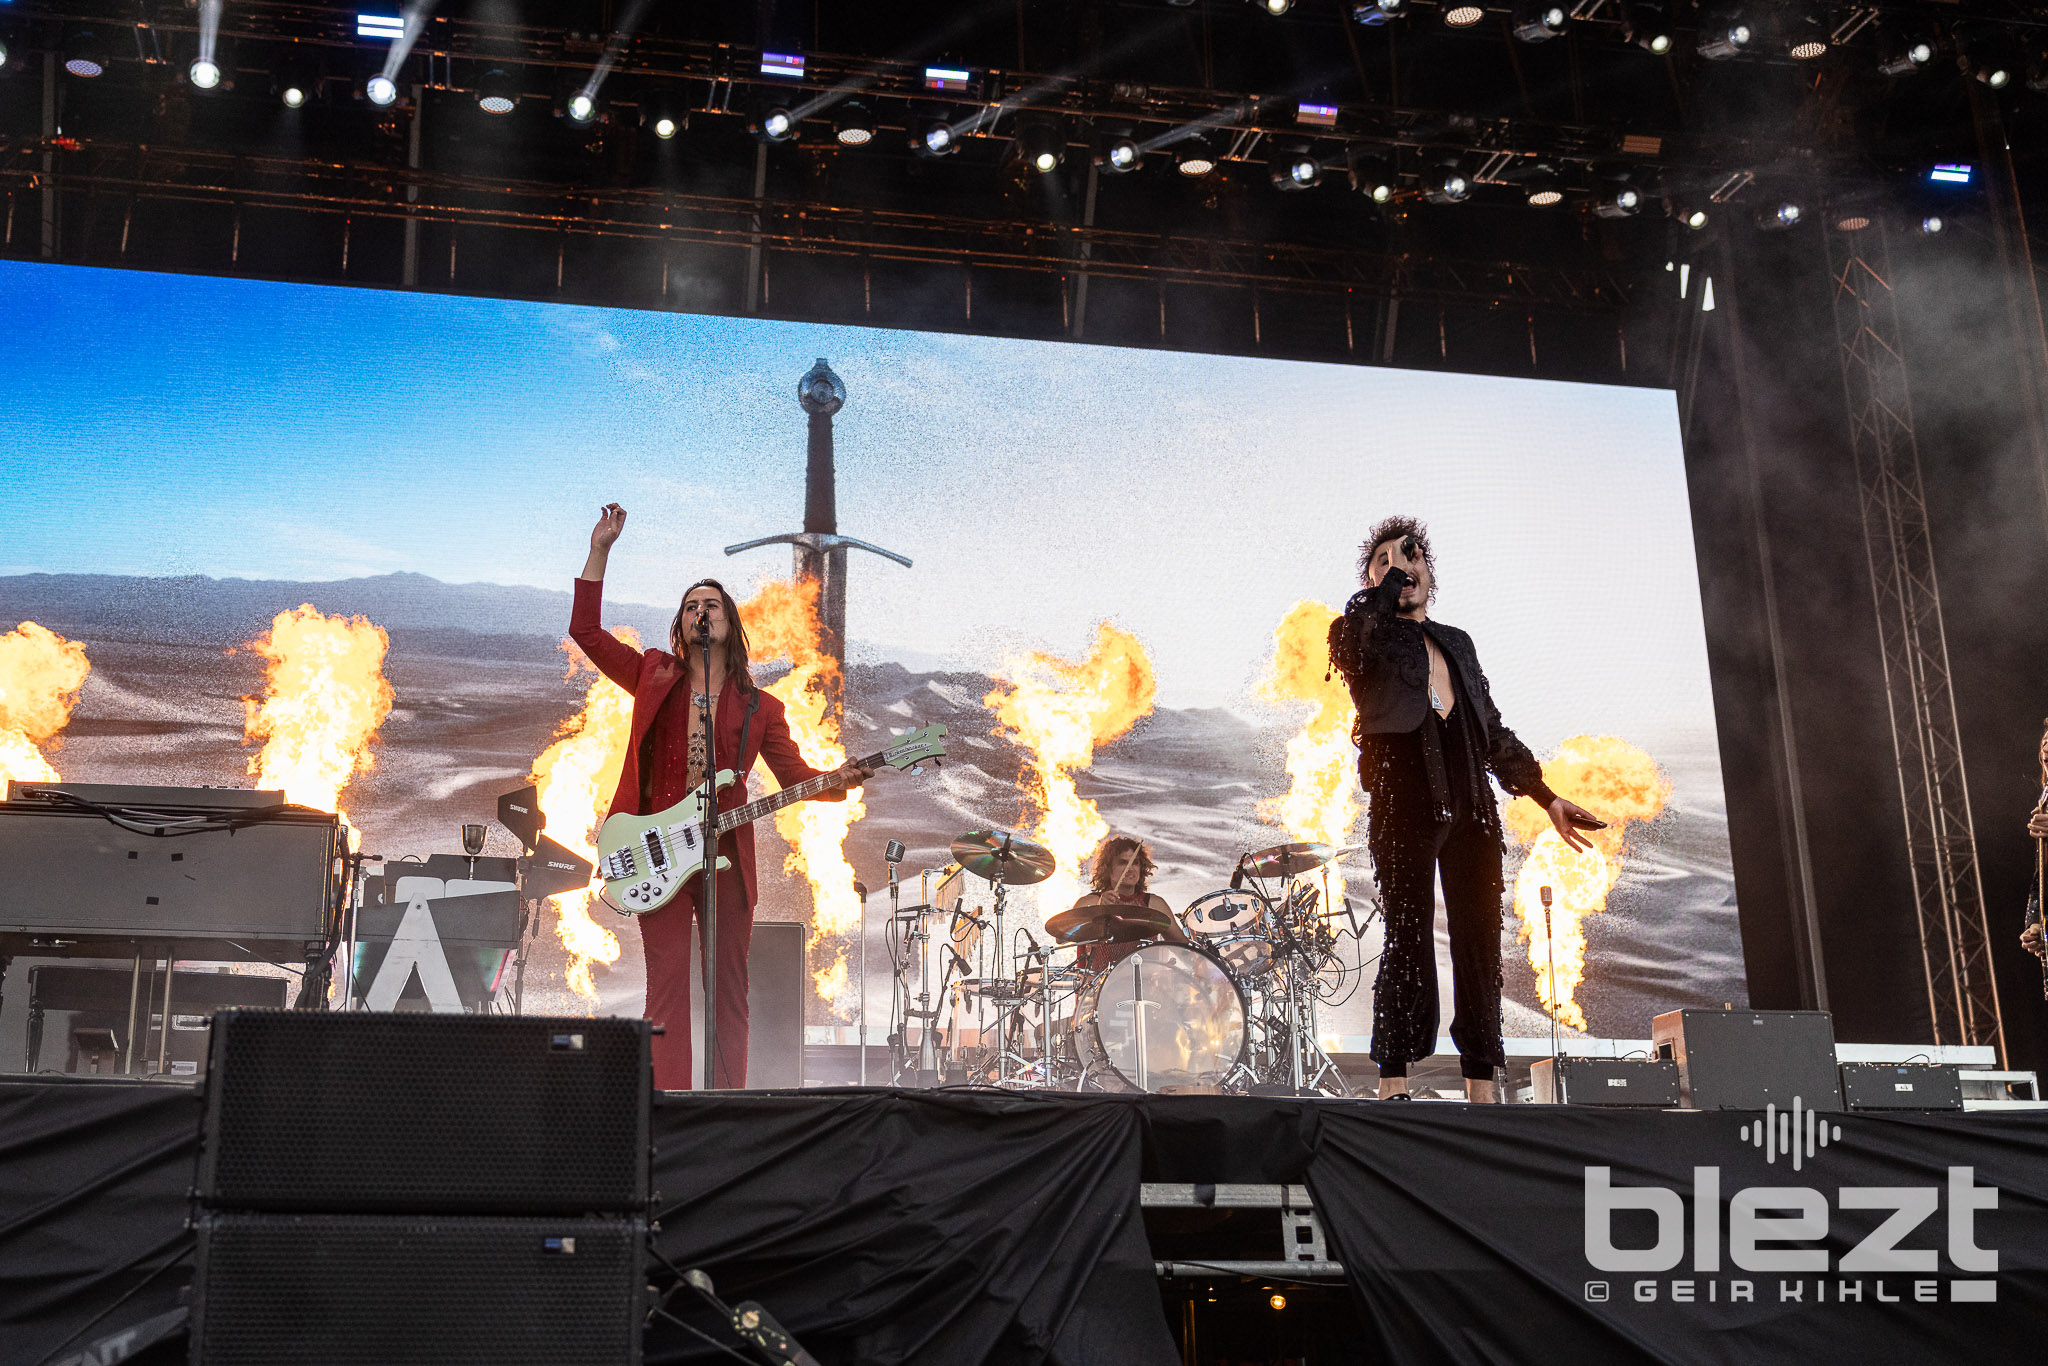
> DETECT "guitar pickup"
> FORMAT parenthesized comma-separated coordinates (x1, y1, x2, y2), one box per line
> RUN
(668, 824, 701, 853)
(642, 829, 668, 871)
(601, 849, 637, 880)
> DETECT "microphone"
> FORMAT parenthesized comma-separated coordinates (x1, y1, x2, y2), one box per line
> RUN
(1229, 853, 1248, 891)
(695, 606, 711, 635)
(1022, 927, 1043, 958)
(884, 839, 906, 864)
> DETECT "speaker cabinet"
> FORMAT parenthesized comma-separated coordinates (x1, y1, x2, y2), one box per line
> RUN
(1839, 1062, 1963, 1111)
(1529, 1056, 1681, 1107)
(1651, 1008, 1843, 1111)
(198, 1010, 651, 1214)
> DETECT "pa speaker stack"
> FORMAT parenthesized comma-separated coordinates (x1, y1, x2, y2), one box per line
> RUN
(191, 1010, 652, 1366)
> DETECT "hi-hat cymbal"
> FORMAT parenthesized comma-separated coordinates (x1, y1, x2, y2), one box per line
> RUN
(950, 829, 1057, 885)
(1240, 841, 1365, 880)
(1045, 899, 1175, 946)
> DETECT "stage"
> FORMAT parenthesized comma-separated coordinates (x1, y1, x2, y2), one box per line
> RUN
(7, 1077, 2046, 1365)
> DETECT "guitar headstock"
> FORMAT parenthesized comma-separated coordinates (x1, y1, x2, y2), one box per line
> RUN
(880, 723, 948, 773)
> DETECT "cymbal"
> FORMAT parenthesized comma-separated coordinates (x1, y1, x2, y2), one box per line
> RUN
(1240, 841, 1365, 880)
(950, 829, 1057, 885)
(1045, 899, 1175, 946)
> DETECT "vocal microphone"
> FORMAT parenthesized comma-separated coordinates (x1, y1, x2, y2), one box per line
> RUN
(1229, 853, 1249, 891)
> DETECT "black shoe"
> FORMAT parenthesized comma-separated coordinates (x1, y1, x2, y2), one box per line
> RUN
(1380, 1092, 1412, 1101)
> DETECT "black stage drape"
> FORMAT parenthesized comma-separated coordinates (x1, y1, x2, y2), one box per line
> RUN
(1306, 1105, 2048, 1363)
(0, 1078, 198, 1366)
(647, 1089, 1177, 1365)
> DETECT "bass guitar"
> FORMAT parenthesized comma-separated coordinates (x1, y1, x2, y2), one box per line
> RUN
(595, 723, 946, 915)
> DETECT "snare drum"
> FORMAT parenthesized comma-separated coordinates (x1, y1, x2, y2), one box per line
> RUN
(1070, 942, 1248, 1094)
(1181, 888, 1276, 980)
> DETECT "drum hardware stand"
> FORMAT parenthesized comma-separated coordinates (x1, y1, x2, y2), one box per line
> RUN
(1541, 884, 1560, 1070)
(872, 840, 905, 1085)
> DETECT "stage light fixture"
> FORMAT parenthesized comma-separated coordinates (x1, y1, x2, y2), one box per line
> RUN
(1594, 186, 1643, 218)
(1833, 212, 1871, 231)
(567, 91, 598, 124)
(0, 40, 10, 73)
(1269, 1294, 1287, 1311)
(189, 58, 222, 90)
(1015, 119, 1065, 174)
(476, 68, 518, 116)
(1513, 4, 1568, 43)
(1697, 16, 1753, 60)
(1350, 155, 1397, 203)
(755, 106, 799, 142)
(1917, 214, 1944, 236)
(1098, 133, 1142, 173)
(1672, 203, 1709, 230)
(1352, 0, 1406, 25)
(1756, 201, 1803, 230)
(1424, 165, 1471, 204)
(1784, 14, 1828, 61)
(1176, 136, 1217, 178)
(1973, 62, 2012, 89)
(274, 55, 318, 109)
(64, 30, 108, 79)
(1443, 5, 1484, 28)
(642, 93, 682, 140)
(1877, 40, 1935, 78)
(1966, 40, 2013, 89)
(1628, 4, 1675, 55)
(834, 101, 876, 147)
(1270, 144, 1322, 191)
(357, 13, 404, 41)
(1256, 0, 1294, 14)
(365, 73, 399, 106)
(912, 117, 960, 158)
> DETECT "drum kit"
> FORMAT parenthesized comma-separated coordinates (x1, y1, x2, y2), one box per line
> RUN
(881, 830, 1375, 1096)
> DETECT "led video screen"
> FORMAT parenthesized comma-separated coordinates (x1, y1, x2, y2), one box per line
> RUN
(0, 259, 1746, 1040)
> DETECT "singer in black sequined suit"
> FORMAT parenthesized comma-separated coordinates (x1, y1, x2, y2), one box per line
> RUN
(1329, 517, 1599, 1100)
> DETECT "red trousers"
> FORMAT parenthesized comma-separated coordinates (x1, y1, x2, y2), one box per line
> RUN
(640, 865, 752, 1090)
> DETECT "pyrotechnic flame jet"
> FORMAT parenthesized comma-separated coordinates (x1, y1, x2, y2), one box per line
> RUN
(725, 358, 913, 718)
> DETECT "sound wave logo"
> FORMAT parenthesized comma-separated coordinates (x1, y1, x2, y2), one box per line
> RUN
(1736, 1097, 1842, 1170)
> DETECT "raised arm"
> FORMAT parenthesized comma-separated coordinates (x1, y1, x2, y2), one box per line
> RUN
(568, 503, 646, 692)
(1328, 568, 1409, 686)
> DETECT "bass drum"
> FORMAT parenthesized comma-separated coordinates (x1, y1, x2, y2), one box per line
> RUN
(1071, 942, 1248, 1094)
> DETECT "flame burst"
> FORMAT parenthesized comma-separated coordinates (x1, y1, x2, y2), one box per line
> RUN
(1504, 736, 1671, 1030)
(0, 622, 92, 787)
(1255, 601, 1360, 884)
(986, 623, 1158, 917)
(529, 631, 638, 1000)
(739, 578, 864, 1010)
(243, 605, 394, 823)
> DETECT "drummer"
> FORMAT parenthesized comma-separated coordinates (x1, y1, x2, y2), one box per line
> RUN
(1072, 834, 1188, 971)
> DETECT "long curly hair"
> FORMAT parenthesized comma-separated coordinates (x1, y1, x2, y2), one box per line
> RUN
(1089, 834, 1157, 897)
(1356, 514, 1437, 603)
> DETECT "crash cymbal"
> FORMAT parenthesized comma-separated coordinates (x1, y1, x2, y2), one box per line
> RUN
(950, 829, 1057, 885)
(1240, 841, 1365, 880)
(1045, 899, 1175, 946)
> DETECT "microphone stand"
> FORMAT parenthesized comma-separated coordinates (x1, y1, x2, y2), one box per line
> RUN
(695, 613, 722, 1090)
(1541, 885, 1559, 1077)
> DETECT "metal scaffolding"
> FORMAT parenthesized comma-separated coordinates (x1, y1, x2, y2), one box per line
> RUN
(1825, 223, 2006, 1061)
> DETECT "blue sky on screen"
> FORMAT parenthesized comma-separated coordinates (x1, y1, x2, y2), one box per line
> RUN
(0, 260, 1712, 735)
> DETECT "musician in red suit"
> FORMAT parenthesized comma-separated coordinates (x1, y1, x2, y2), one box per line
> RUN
(572, 503, 871, 1089)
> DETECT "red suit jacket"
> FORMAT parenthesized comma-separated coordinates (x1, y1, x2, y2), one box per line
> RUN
(569, 577, 841, 909)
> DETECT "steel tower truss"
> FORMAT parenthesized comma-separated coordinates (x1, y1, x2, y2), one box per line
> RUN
(1825, 224, 2006, 1060)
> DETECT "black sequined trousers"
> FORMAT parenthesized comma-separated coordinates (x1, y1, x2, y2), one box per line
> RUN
(1367, 803, 1507, 1081)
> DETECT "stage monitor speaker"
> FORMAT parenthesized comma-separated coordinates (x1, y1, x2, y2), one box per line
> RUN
(1839, 1062, 1964, 1111)
(198, 1010, 650, 1214)
(191, 1212, 644, 1366)
(684, 919, 805, 1089)
(1651, 1008, 1843, 1112)
(1529, 1056, 1680, 1107)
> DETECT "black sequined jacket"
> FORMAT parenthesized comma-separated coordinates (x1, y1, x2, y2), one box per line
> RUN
(1328, 571, 1558, 819)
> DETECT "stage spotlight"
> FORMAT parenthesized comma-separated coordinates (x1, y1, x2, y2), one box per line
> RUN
(1917, 214, 1944, 236)
(1256, 0, 1294, 14)
(1352, 0, 1406, 25)
(1513, 3, 1568, 43)
(755, 106, 798, 143)
(642, 93, 682, 140)
(1424, 164, 1471, 204)
(1097, 133, 1142, 173)
(1270, 144, 1321, 191)
(1350, 155, 1397, 203)
(1833, 211, 1871, 231)
(1015, 118, 1064, 174)
(476, 68, 518, 116)
(1594, 185, 1643, 218)
(1877, 39, 1935, 77)
(566, 91, 598, 124)
(0, 39, 10, 73)
(274, 54, 318, 109)
(834, 101, 876, 147)
(1520, 167, 1563, 207)
(912, 117, 960, 158)
(1672, 203, 1709, 230)
(1756, 200, 1803, 230)
(189, 58, 223, 90)
(1697, 16, 1753, 60)
(366, 73, 399, 106)
(1176, 136, 1217, 178)
(1966, 40, 2013, 89)
(64, 30, 108, 79)
(1269, 1293, 1287, 1311)
(1629, 4, 1674, 55)
(1443, 5, 1484, 27)
(1784, 14, 1828, 62)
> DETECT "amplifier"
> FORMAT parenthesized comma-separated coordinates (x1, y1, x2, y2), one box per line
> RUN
(1529, 1056, 1680, 1107)
(191, 1212, 644, 1366)
(198, 1010, 651, 1215)
(1652, 1008, 1844, 1112)
(746, 921, 804, 1089)
(0, 783, 339, 956)
(1840, 1063, 1964, 1111)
